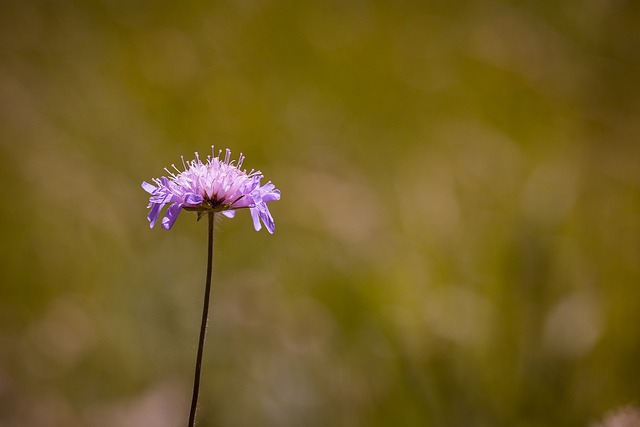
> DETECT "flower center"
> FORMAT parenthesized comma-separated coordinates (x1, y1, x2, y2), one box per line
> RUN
(206, 198, 224, 209)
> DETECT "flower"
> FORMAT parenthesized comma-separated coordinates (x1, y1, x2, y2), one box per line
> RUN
(142, 147, 280, 233)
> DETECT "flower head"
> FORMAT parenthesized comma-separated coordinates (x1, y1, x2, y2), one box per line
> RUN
(142, 147, 280, 233)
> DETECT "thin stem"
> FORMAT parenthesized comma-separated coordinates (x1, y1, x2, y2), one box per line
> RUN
(188, 212, 215, 427)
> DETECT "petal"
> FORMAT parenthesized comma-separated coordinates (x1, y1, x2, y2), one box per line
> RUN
(147, 203, 163, 228)
(161, 203, 184, 230)
(221, 177, 244, 202)
(184, 193, 204, 205)
(250, 207, 262, 231)
(259, 205, 275, 234)
(221, 210, 236, 218)
(261, 188, 281, 203)
(142, 181, 157, 194)
(230, 194, 255, 209)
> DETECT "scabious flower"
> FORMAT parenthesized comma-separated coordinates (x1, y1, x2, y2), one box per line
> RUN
(142, 147, 280, 233)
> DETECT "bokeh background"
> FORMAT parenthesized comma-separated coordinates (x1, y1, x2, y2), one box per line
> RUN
(1, 0, 639, 426)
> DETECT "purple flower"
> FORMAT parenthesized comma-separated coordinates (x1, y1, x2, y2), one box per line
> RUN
(142, 147, 280, 233)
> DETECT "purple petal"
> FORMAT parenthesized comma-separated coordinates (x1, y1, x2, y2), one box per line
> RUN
(161, 203, 184, 230)
(147, 203, 163, 228)
(259, 206, 275, 234)
(250, 207, 262, 231)
(184, 193, 204, 205)
(230, 194, 255, 209)
(261, 188, 281, 203)
(142, 181, 157, 194)
(221, 210, 236, 218)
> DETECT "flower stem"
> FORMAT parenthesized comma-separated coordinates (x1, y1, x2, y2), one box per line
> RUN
(188, 212, 215, 427)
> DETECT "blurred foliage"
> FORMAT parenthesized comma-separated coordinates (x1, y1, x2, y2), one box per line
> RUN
(1, 0, 639, 426)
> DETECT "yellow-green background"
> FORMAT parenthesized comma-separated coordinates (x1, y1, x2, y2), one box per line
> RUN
(1, 1, 639, 426)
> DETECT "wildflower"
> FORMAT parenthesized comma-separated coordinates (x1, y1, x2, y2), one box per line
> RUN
(142, 147, 280, 233)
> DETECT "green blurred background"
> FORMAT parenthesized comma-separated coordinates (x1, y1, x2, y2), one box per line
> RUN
(1, 0, 639, 426)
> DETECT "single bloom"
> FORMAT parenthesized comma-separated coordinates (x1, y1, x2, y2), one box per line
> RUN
(142, 147, 280, 233)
